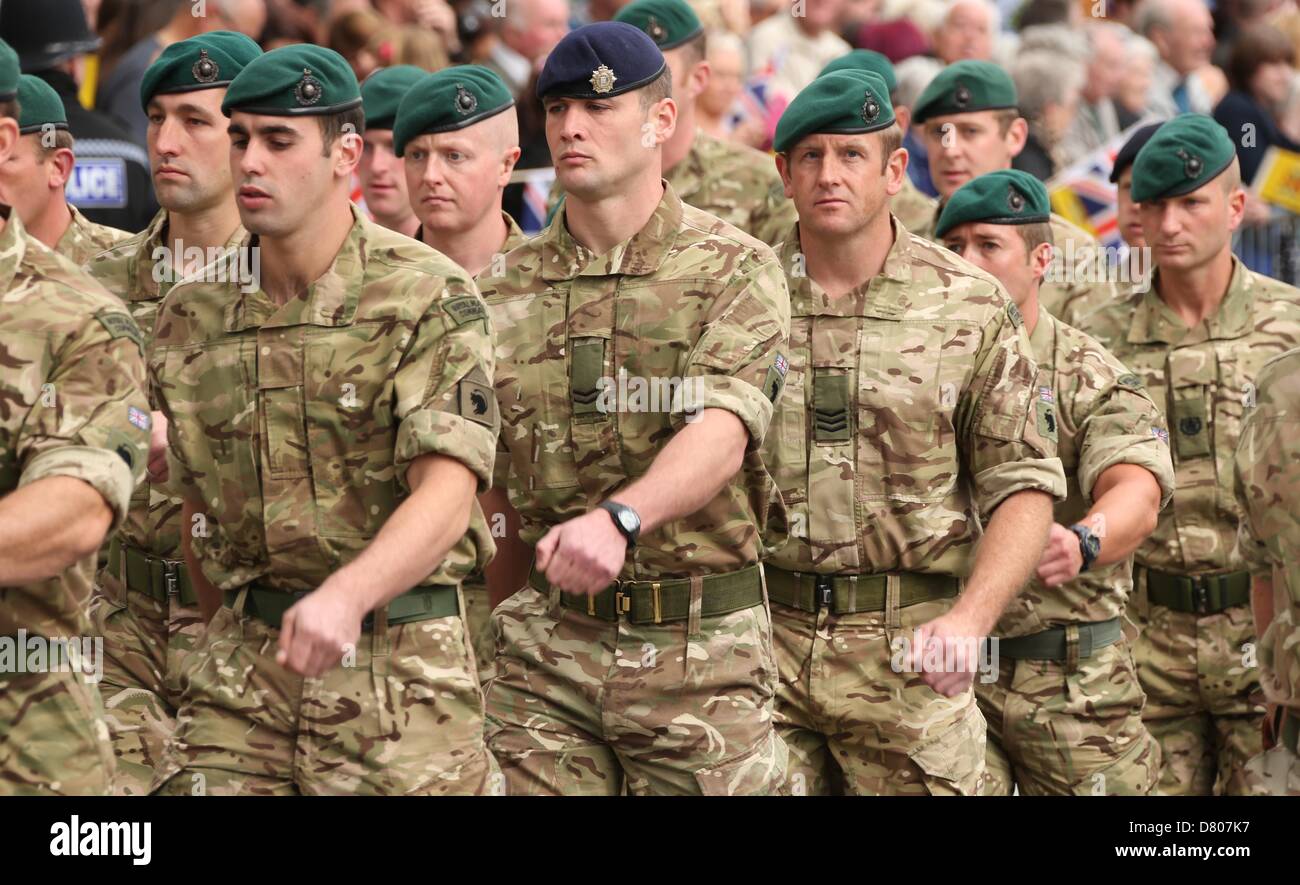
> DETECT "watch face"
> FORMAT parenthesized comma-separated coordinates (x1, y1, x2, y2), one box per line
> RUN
(618, 509, 639, 534)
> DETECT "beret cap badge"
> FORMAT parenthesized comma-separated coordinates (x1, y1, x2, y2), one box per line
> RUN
(589, 64, 618, 94)
(644, 15, 667, 43)
(861, 90, 880, 124)
(454, 84, 478, 114)
(295, 68, 322, 106)
(1007, 185, 1025, 212)
(192, 49, 219, 84)
(1177, 147, 1203, 179)
(953, 82, 971, 108)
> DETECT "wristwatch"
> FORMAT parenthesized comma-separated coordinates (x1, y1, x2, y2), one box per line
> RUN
(1069, 523, 1101, 573)
(598, 500, 641, 549)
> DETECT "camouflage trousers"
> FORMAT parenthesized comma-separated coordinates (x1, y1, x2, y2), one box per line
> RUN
(0, 668, 114, 795)
(772, 598, 986, 796)
(462, 579, 496, 683)
(976, 638, 1161, 795)
(152, 598, 500, 795)
(1135, 600, 1265, 795)
(485, 585, 787, 795)
(88, 572, 205, 795)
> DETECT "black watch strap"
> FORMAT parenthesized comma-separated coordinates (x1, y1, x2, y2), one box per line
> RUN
(599, 500, 640, 548)
(1070, 523, 1100, 573)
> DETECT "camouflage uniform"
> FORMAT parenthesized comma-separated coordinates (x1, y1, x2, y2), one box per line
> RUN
(147, 207, 501, 795)
(764, 218, 1067, 796)
(978, 306, 1174, 796)
(480, 183, 792, 795)
(1084, 258, 1300, 794)
(56, 204, 129, 266)
(1235, 347, 1300, 795)
(0, 210, 150, 795)
(83, 208, 246, 794)
(890, 175, 936, 234)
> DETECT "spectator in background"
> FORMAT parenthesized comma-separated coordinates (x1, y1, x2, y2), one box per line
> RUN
(484, 0, 570, 97)
(1137, 0, 1217, 117)
(854, 16, 929, 62)
(381, 24, 452, 69)
(1215, 23, 1300, 186)
(896, 53, 942, 196)
(329, 7, 387, 83)
(698, 30, 762, 143)
(1060, 21, 1129, 166)
(1116, 31, 1159, 130)
(1011, 48, 1083, 180)
(931, 0, 996, 65)
(748, 0, 851, 109)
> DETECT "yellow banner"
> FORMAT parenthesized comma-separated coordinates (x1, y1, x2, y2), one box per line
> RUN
(1254, 146, 1300, 214)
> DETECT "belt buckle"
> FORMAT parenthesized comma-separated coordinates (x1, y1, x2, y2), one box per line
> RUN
(815, 575, 833, 610)
(1191, 575, 1211, 614)
(163, 560, 179, 597)
(615, 588, 632, 617)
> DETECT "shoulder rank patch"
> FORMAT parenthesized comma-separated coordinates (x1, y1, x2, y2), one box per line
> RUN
(442, 294, 488, 327)
(1116, 373, 1143, 390)
(95, 308, 144, 351)
(1006, 301, 1023, 328)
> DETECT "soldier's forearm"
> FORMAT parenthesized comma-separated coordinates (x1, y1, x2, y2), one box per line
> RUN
(1253, 574, 1276, 640)
(613, 408, 748, 535)
(1084, 463, 1163, 568)
(0, 476, 113, 585)
(954, 489, 1055, 635)
(181, 496, 222, 622)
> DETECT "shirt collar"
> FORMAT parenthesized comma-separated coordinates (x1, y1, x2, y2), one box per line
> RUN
(539, 181, 683, 282)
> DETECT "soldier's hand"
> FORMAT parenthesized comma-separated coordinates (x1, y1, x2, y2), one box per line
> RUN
(1036, 523, 1083, 588)
(147, 410, 169, 482)
(907, 611, 984, 698)
(276, 584, 364, 678)
(535, 510, 627, 596)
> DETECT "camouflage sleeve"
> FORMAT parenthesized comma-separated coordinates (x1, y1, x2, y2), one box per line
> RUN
(1233, 394, 1281, 576)
(17, 307, 150, 530)
(393, 277, 499, 493)
(959, 301, 1067, 514)
(753, 186, 798, 251)
(671, 255, 791, 450)
(1073, 363, 1176, 509)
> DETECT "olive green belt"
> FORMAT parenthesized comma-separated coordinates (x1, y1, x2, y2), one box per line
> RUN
(1141, 567, 1251, 615)
(530, 563, 764, 624)
(994, 617, 1122, 662)
(108, 537, 197, 607)
(223, 584, 459, 631)
(765, 567, 959, 614)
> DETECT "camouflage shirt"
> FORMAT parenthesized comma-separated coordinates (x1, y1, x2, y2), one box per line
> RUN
(0, 211, 149, 636)
(1235, 346, 1300, 709)
(763, 218, 1067, 578)
(1086, 258, 1300, 576)
(55, 205, 130, 267)
(149, 206, 498, 593)
(480, 182, 791, 578)
(995, 307, 1175, 638)
(417, 212, 530, 271)
(85, 209, 247, 562)
(890, 175, 937, 235)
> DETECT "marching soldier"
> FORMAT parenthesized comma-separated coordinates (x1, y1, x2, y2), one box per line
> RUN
(0, 75, 129, 263)
(84, 31, 261, 795)
(761, 70, 1066, 795)
(394, 64, 531, 679)
(359, 65, 424, 238)
(479, 22, 791, 795)
(0, 37, 150, 795)
(1085, 113, 1300, 795)
(938, 169, 1175, 795)
(148, 44, 501, 795)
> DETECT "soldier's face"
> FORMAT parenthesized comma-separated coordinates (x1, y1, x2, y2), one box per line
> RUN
(229, 112, 361, 238)
(0, 134, 64, 229)
(942, 222, 1051, 309)
(543, 92, 676, 200)
(776, 132, 904, 238)
(1116, 166, 1146, 249)
(920, 111, 1026, 199)
(360, 128, 410, 221)
(1138, 177, 1245, 273)
(403, 127, 515, 234)
(147, 90, 235, 214)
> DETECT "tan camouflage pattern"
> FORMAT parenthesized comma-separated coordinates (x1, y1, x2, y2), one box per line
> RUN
(152, 604, 500, 795)
(0, 210, 150, 794)
(486, 584, 786, 795)
(773, 600, 986, 795)
(763, 218, 1066, 578)
(995, 308, 1174, 638)
(480, 182, 789, 795)
(1235, 346, 1300, 794)
(979, 640, 1161, 794)
(890, 176, 937, 234)
(1084, 258, 1300, 793)
(55, 205, 130, 267)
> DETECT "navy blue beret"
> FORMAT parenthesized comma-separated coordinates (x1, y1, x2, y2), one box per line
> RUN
(1109, 121, 1164, 183)
(537, 22, 667, 101)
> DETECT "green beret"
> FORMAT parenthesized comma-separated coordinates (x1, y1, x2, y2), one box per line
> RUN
(1130, 113, 1236, 203)
(819, 50, 897, 95)
(774, 70, 895, 154)
(17, 74, 66, 134)
(393, 65, 515, 157)
(0, 38, 17, 101)
(361, 65, 425, 132)
(139, 31, 262, 111)
(222, 44, 361, 118)
(934, 169, 1050, 239)
(613, 0, 703, 51)
(912, 60, 1017, 124)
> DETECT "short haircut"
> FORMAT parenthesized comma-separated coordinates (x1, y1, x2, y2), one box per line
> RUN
(994, 108, 1019, 136)
(318, 105, 367, 157)
(37, 128, 76, 160)
(1017, 220, 1054, 254)
(679, 31, 708, 67)
(639, 66, 673, 110)
(1221, 155, 1243, 193)
(877, 123, 902, 171)
(0, 98, 17, 122)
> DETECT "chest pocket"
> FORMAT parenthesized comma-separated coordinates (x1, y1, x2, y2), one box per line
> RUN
(1167, 347, 1216, 463)
(805, 318, 860, 560)
(257, 327, 308, 480)
(567, 278, 622, 502)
